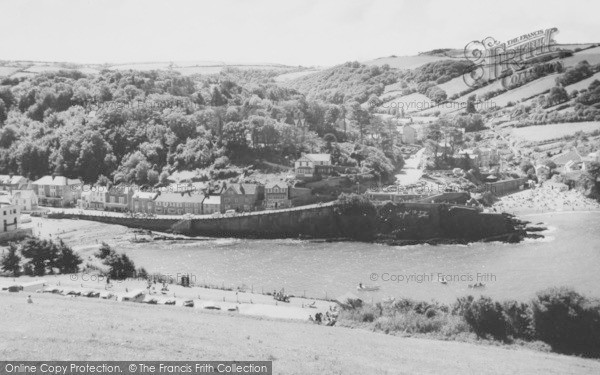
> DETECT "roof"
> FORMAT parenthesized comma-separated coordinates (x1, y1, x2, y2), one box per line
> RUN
(203, 195, 221, 205)
(224, 183, 260, 196)
(132, 191, 159, 200)
(33, 176, 81, 186)
(108, 185, 134, 194)
(551, 150, 582, 165)
(0, 175, 27, 185)
(265, 182, 288, 189)
(305, 154, 331, 163)
(11, 190, 36, 198)
(0, 196, 13, 205)
(155, 192, 204, 204)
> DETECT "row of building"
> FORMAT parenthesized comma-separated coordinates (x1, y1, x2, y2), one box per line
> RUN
(78, 182, 312, 215)
(0, 173, 315, 215)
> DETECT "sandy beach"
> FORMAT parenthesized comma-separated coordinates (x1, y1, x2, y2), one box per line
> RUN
(0, 273, 337, 322)
(492, 186, 600, 216)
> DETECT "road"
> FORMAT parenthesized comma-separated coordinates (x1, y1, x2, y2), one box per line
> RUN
(395, 147, 426, 185)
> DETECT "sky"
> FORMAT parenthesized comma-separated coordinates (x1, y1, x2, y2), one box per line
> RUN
(0, 0, 599, 67)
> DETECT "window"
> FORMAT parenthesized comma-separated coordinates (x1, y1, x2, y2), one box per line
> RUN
(119, 197, 125, 204)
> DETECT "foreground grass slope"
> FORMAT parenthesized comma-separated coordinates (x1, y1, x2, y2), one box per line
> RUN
(1, 293, 599, 375)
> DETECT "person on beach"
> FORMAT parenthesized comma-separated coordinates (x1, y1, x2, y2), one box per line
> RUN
(27, 295, 33, 304)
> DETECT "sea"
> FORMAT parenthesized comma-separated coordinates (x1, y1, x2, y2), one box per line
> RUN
(119, 210, 600, 304)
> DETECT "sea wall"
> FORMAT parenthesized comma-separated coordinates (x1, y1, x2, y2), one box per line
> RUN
(189, 205, 340, 238)
(47, 213, 182, 232)
(48, 202, 518, 243)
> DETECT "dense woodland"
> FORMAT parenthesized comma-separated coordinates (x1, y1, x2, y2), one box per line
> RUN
(0, 68, 406, 185)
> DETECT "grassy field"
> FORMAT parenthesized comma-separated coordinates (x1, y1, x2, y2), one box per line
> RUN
(363, 55, 453, 70)
(437, 76, 471, 97)
(0, 66, 21, 77)
(275, 69, 322, 82)
(511, 122, 600, 142)
(562, 46, 600, 68)
(565, 71, 600, 92)
(376, 93, 433, 114)
(485, 74, 560, 107)
(2, 292, 599, 374)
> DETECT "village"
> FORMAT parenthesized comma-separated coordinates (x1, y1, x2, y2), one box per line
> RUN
(0, 115, 598, 245)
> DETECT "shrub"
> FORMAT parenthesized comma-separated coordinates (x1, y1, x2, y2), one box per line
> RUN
(532, 287, 600, 357)
(0, 243, 21, 276)
(461, 296, 508, 340)
(94, 242, 137, 280)
(503, 300, 535, 340)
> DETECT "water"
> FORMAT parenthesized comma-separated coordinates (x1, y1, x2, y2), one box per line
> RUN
(120, 211, 600, 303)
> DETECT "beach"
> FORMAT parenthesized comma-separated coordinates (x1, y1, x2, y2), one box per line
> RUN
(492, 186, 600, 216)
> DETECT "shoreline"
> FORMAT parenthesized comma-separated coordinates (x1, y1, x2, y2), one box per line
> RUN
(0, 273, 337, 322)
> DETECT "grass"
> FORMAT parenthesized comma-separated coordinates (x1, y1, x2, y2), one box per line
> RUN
(512, 121, 600, 142)
(2, 292, 599, 374)
(564, 71, 600, 92)
(363, 55, 451, 70)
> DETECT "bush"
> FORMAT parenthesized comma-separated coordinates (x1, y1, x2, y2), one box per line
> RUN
(532, 287, 600, 357)
(461, 296, 508, 340)
(0, 243, 21, 276)
(94, 242, 137, 280)
(503, 300, 535, 340)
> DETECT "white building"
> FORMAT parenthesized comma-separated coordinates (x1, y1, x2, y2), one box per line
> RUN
(294, 154, 332, 178)
(0, 196, 20, 233)
(10, 190, 38, 211)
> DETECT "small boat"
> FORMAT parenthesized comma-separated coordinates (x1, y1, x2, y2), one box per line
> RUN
(468, 283, 486, 289)
(356, 284, 380, 292)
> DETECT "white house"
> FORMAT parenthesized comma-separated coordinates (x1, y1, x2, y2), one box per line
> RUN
(0, 195, 20, 233)
(294, 154, 332, 178)
(11, 190, 38, 211)
(32, 176, 82, 207)
(0, 175, 29, 192)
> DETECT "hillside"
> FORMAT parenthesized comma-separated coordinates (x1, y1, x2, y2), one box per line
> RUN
(2, 293, 599, 374)
(282, 61, 403, 104)
(0, 60, 308, 78)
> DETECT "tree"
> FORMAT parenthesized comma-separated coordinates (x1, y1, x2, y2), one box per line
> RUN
(1, 243, 21, 276)
(210, 87, 227, 107)
(20, 238, 59, 276)
(547, 86, 569, 106)
(55, 240, 82, 274)
(323, 133, 337, 153)
(0, 99, 7, 124)
(466, 95, 477, 113)
(94, 242, 136, 280)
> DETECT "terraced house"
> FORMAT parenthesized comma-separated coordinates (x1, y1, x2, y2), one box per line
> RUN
(154, 191, 205, 215)
(32, 175, 82, 207)
(264, 182, 291, 209)
(221, 183, 264, 212)
(105, 186, 135, 212)
(131, 191, 159, 214)
(0, 175, 29, 192)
